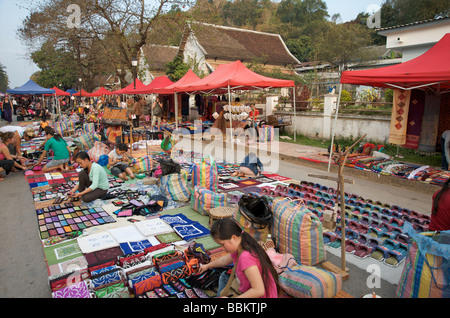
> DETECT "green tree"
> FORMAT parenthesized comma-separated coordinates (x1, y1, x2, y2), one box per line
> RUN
(165, 55, 190, 82)
(381, 0, 449, 27)
(0, 63, 9, 92)
(30, 40, 78, 89)
(285, 35, 315, 62)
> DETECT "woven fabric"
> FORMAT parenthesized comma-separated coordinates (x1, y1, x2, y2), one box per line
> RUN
(389, 89, 412, 145)
(52, 280, 91, 298)
(159, 173, 190, 202)
(395, 224, 450, 298)
(272, 198, 325, 266)
(94, 282, 130, 298)
(279, 265, 342, 298)
(191, 156, 218, 192)
(53, 121, 67, 135)
(133, 274, 162, 295)
(132, 155, 153, 173)
(191, 186, 227, 216)
(259, 125, 274, 142)
(72, 132, 101, 151)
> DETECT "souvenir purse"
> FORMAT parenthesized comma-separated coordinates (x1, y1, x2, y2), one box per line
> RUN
(132, 274, 162, 295)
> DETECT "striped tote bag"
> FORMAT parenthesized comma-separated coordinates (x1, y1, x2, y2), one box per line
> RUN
(159, 173, 190, 202)
(279, 264, 342, 298)
(191, 186, 227, 216)
(272, 197, 325, 266)
(53, 121, 67, 136)
(395, 222, 450, 298)
(191, 156, 218, 192)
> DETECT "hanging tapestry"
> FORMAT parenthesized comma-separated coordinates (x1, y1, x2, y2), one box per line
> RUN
(403, 90, 425, 149)
(418, 94, 441, 153)
(389, 89, 411, 145)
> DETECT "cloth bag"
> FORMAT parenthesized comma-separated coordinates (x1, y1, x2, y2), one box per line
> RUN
(395, 222, 450, 298)
(131, 155, 153, 173)
(159, 173, 190, 202)
(272, 197, 326, 266)
(259, 125, 275, 142)
(72, 132, 101, 151)
(53, 121, 67, 136)
(87, 141, 110, 163)
(190, 156, 218, 192)
(279, 260, 342, 298)
(191, 186, 227, 216)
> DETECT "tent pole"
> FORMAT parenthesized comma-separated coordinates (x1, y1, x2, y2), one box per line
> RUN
(228, 84, 233, 143)
(328, 83, 343, 172)
(293, 85, 296, 143)
(175, 92, 178, 130)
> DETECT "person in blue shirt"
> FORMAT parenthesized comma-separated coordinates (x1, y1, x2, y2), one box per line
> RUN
(232, 152, 264, 177)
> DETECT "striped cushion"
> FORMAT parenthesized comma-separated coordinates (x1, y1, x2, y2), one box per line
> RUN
(279, 265, 342, 298)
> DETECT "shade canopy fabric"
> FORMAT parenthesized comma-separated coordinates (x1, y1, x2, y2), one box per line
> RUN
(134, 75, 174, 94)
(7, 79, 55, 95)
(75, 89, 90, 97)
(153, 70, 201, 95)
(340, 33, 450, 92)
(174, 60, 295, 94)
(44, 86, 71, 97)
(89, 87, 113, 97)
(66, 88, 78, 95)
(113, 79, 147, 95)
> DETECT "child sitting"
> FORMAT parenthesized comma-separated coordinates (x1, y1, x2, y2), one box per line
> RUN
(107, 143, 135, 181)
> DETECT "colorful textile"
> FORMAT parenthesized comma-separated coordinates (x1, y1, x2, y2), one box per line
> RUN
(191, 156, 219, 192)
(119, 240, 153, 255)
(172, 221, 210, 241)
(259, 125, 275, 142)
(94, 282, 130, 298)
(132, 155, 153, 173)
(52, 280, 91, 298)
(191, 186, 227, 216)
(272, 198, 325, 266)
(279, 265, 342, 298)
(403, 90, 425, 149)
(389, 89, 412, 145)
(395, 223, 450, 298)
(72, 132, 101, 151)
(418, 94, 441, 153)
(159, 173, 190, 202)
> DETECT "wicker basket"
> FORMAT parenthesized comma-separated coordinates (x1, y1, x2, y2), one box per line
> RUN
(209, 206, 236, 227)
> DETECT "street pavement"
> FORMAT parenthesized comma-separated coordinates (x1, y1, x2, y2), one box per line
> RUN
(0, 117, 437, 298)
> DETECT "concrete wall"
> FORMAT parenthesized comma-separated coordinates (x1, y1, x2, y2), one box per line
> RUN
(282, 94, 391, 143)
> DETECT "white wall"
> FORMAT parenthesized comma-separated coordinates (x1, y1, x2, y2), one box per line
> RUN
(285, 113, 391, 143)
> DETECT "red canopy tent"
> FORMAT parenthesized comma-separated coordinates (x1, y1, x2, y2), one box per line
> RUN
(175, 60, 294, 94)
(137, 70, 201, 128)
(174, 60, 295, 139)
(75, 89, 91, 97)
(340, 33, 450, 92)
(134, 75, 174, 94)
(47, 86, 71, 96)
(89, 87, 113, 97)
(113, 79, 147, 95)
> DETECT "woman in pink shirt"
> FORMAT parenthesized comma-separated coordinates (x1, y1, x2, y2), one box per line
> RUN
(199, 218, 279, 298)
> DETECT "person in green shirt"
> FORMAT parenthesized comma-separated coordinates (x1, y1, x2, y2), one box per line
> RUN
(68, 151, 110, 202)
(34, 127, 71, 173)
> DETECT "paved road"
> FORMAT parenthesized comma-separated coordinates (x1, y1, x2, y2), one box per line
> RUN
(0, 118, 435, 298)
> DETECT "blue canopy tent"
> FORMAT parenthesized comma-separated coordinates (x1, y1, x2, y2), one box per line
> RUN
(7, 79, 56, 117)
(66, 88, 78, 95)
(7, 79, 55, 95)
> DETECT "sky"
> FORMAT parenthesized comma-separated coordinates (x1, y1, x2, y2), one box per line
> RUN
(0, 0, 384, 90)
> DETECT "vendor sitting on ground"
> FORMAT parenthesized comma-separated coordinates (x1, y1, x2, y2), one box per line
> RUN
(33, 127, 71, 172)
(0, 132, 29, 178)
(107, 143, 135, 181)
(68, 151, 109, 203)
(231, 152, 264, 178)
(0, 125, 36, 158)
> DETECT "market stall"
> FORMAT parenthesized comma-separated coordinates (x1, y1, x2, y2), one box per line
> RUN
(173, 60, 296, 141)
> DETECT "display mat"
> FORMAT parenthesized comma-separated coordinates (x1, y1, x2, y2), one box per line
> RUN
(36, 204, 116, 240)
